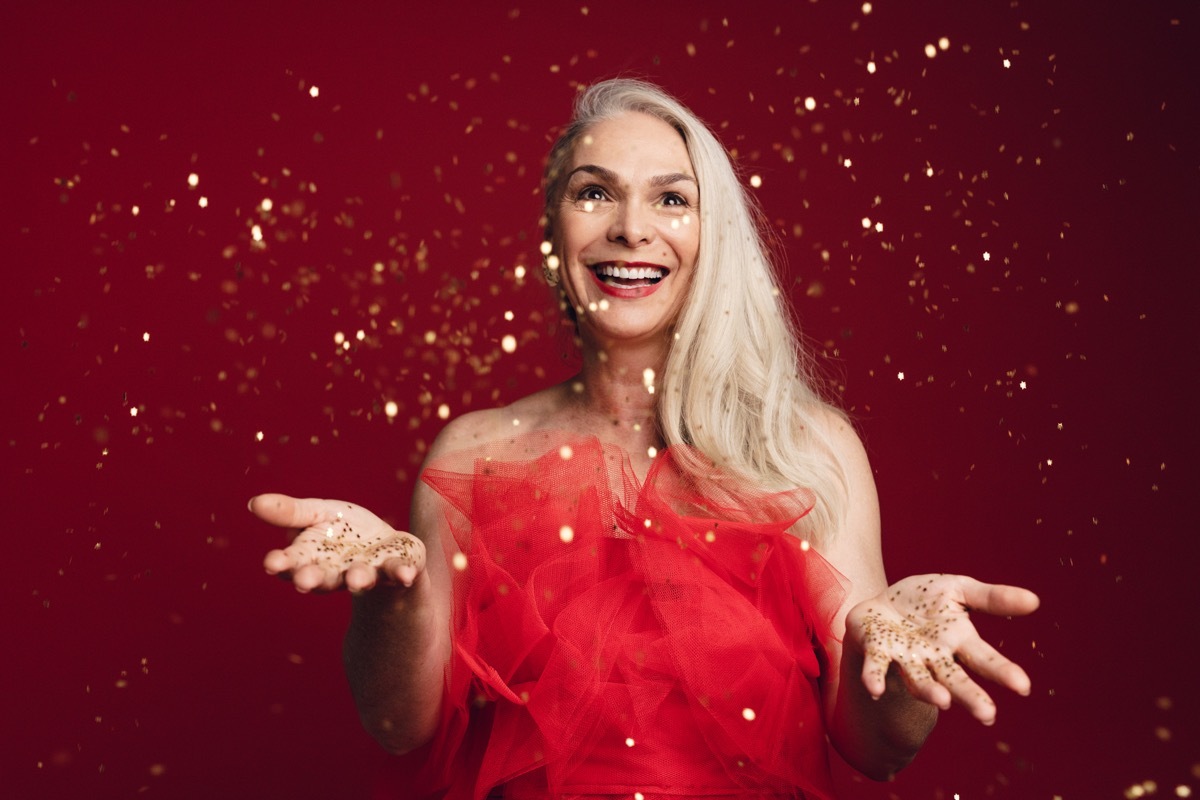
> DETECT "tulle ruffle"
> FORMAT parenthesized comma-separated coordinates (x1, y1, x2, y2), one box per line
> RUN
(380, 433, 848, 800)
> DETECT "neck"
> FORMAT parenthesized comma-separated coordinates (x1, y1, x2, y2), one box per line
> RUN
(569, 331, 670, 452)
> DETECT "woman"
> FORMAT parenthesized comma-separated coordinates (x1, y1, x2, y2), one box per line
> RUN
(251, 79, 1038, 799)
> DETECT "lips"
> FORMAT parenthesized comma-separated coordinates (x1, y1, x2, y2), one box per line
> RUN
(590, 262, 669, 287)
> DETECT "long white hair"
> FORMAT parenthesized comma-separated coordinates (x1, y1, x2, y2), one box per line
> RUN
(543, 79, 849, 545)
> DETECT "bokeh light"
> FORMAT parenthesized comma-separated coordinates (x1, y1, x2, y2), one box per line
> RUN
(6, 2, 1196, 799)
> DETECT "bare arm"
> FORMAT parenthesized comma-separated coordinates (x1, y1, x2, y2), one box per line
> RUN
(341, 415, 494, 753)
(251, 473, 453, 753)
(815, 415, 938, 779)
(815, 414, 1039, 780)
(342, 479, 452, 754)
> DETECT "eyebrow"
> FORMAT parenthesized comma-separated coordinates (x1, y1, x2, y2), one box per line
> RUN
(567, 164, 698, 188)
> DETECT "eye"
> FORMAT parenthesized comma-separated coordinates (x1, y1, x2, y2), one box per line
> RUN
(575, 185, 608, 202)
(660, 192, 689, 207)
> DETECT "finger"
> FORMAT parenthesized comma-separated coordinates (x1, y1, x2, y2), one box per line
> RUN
(929, 656, 998, 724)
(344, 562, 379, 593)
(263, 548, 294, 575)
(380, 557, 419, 588)
(860, 644, 892, 698)
(292, 563, 341, 593)
(368, 535, 426, 578)
(249, 494, 334, 529)
(956, 636, 1033, 696)
(271, 536, 325, 571)
(895, 654, 951, 710)
(853, 603, 905, 698)
(957, 578, 1040, 618)
(264, 535, 328, 575)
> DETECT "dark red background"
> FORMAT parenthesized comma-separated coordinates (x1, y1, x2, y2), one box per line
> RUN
(5, 2, 1197, 798)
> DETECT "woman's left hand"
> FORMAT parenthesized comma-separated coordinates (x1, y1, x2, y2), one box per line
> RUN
(846, 574, 1039, 725)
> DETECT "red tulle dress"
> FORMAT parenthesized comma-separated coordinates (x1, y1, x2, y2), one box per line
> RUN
(379, 433, 848, 800)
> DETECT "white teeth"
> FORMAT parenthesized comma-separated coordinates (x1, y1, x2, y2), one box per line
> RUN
(595, 264, 664, 280)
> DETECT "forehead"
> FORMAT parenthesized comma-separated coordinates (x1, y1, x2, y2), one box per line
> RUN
(569, 112, 693, 174)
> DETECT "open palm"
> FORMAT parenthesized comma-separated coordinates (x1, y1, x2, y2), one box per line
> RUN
(847, 574, 1039, 724)
(251, 493, 426, 593)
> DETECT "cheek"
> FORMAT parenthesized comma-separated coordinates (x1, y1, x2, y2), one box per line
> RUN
(558, 211, 606, 256)
(557, 249, 591, 305)
(669, 228, 700, 266)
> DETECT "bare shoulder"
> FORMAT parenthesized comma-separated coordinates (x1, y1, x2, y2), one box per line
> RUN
(407, 409, 494, 543)
(422, 383, 571, 465)
(410, 383, 572, 535)
(807, 402, 869, 468)
(799, 402, 877, 514)
(422, 407, 511, 464)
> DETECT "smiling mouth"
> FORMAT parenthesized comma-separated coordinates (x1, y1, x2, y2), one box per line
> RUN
(591, 262, 669, 287)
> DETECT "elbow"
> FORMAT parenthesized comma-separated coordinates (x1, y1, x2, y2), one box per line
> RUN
(852, 753, 915, 783)
(837, 743, 919, 784)
(351, 681, 443, 755)
(379, 738, 424, 757)
(362, 713, 435, 756)
(832, 703, 938, 782)
(824, 643, 939, 782)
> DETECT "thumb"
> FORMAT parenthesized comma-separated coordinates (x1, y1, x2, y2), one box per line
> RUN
(249, 494, 330, 529)
(959, 577, 1041, 618)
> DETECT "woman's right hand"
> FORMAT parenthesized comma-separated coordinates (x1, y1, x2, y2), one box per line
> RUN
(250, 493, 426, 593)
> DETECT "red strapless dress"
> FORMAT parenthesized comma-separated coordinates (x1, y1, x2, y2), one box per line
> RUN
(377, 433, 848, 800)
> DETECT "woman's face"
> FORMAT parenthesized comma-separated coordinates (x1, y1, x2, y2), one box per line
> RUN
(553, 111, 700, 346)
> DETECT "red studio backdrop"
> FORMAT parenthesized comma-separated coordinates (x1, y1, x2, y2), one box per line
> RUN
(4, 2, 1197, 798)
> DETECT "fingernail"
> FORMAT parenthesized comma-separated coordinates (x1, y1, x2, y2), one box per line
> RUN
(247, 496, 257, 512)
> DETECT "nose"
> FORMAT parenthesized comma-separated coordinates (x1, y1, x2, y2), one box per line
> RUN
(608, 199, 655, 247)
